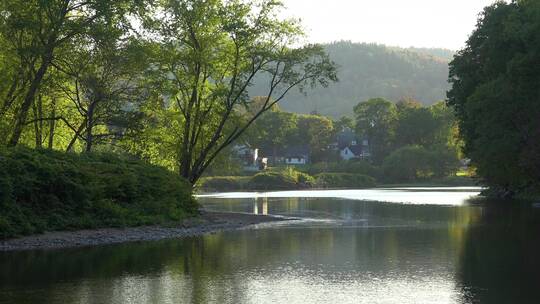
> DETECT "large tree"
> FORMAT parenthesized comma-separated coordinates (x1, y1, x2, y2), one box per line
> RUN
(0, 0, 142, 146)
(53, 31, 149, 152)
(354, 98, 397, 163)
(448, 0, 540, 196)
(394, 99, 438, 147)
(146, 0, 337, 184)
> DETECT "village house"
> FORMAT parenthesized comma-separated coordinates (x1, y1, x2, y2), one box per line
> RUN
(334, 127, 371, 161)
(283, 146, 310, 165)
(232, 144, 268, 171)
(264, 145, 310, 166)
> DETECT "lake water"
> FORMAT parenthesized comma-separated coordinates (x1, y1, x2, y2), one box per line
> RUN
(1, 187, 540, 304)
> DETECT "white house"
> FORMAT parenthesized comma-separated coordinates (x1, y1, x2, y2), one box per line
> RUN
(232, 144, 259, 171)
(340, 145, 370, 161)
(285, 156, 308, 165)
(340, 146, 359, 161)
(283, 146, 310, 165)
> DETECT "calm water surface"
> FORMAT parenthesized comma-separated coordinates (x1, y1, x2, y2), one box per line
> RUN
(1, 187, 540, 304)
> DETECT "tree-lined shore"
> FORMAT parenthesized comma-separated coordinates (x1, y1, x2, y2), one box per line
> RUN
(1, 0, 539, 241)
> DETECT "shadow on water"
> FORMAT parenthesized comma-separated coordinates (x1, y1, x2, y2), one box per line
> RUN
(455, 200, 540, 304)
(1, 192, 540, 304)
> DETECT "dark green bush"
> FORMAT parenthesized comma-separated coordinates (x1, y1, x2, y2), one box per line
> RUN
(246, 167, 315, 190)
(0, 147, 198, 239)
(381, 145, 460, 182)
(197, 176, 250, 191)
(302, 161, 381, 180)
(315, 173, 376, 189)
(247, 172, 298, 190)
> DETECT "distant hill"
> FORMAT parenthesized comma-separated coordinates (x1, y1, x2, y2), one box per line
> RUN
(400, 47, 455, 61)
(253, 41, 454, 118)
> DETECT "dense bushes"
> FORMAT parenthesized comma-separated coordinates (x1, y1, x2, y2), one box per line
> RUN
(198, 148, 466, 191)
(199, 168, 315, 191)
(199, 168, 377, 191)
(247, 168, 315, 190)
(382, 145, 460, 182)
(315, 173, 376, 188)
(0, 147, 198, 239)
(302, 160, 382, 179)
(197, 176, 250, 192)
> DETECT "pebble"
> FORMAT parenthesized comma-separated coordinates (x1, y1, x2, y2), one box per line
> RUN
(0, 212, 290, 251)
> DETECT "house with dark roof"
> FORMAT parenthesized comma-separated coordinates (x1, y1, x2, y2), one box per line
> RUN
(283, 145, 310, 165)
(333, 127, 371, 161)
(337, 127, 357, 150)
(232, 144, 268, 171)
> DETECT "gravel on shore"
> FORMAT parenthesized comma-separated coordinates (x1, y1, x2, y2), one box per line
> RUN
(0, 211, 292, 252)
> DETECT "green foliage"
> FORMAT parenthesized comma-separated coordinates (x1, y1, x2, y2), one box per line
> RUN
(382, 145, 460, 182)
(315, 173, 376, 189)
(247, 172, 298, 190)
(197, 176, 250, 192)
(245, 108, 299, 157)
(354, 98, 398, 163)
(395, 99, 439, 147)
(302, 161, 381, 180)
(0, 0, 144, 146)
(243, 107, 335, 163)
(448, 0, 540, 196)
(247, 167, 315, 190)
(140, 0, 337, 184)
(0, 147, 197, 239)
(198, 167, 317, 191)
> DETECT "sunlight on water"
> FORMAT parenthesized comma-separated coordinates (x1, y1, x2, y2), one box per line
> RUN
(197, 187, 483, 205)
(244, 273, 460, 304)
(2, 187, 539, 304)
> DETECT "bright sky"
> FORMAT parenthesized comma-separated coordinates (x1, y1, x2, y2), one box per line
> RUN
(281, 0, 500, 50)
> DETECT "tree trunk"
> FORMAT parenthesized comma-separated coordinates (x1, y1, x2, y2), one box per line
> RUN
(0, 76, 20, 118)
(85, 102, 96, 152)
(48, 98, 56, 149)
(32, 94, 44, 148)
(66, 119, 87, 152)
(8, 54, 52, 147)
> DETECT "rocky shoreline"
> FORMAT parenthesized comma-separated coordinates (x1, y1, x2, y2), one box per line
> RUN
(0, 211, 293, 252)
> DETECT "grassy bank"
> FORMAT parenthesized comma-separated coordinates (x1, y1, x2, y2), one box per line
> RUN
(0, 147, 198, 239)
(198, 165, 476, 192)
(198, 168, 378, 192)
(378, 176, 478, 188)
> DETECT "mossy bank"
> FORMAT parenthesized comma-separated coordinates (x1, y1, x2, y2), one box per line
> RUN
(0, 147, 198, 239)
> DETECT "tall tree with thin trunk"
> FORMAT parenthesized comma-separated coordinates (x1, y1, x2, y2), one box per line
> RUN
(0, 0, 143, 146)
(147, 0, 337, 184)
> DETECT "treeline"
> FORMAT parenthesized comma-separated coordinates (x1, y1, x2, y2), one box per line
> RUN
(244, 104, 335, 163)
(355, 97, 460, 181)
(448, 0, 540, 198)
(251, 41, 453, 117)
(0, 0, 336, 184)
(0, 0, 339, 236)
(205, 97, 462, 184)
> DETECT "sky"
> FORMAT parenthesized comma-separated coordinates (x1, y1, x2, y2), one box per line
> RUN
(280, 0, 500, 50)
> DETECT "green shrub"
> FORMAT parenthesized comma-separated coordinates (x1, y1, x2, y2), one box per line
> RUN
(0, 147, 198, 239)
(315, 173, 376, 189)
(431, 176, 477, 186)
(247, 172, 298, 190)
(381, 145, 460, 182)
(197, 176, 250, 191)
(302, 161, 381, 180)
(246, 167, 315, 190)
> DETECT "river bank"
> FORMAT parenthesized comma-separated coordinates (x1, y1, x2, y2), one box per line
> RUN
(0, 211, 292, 252)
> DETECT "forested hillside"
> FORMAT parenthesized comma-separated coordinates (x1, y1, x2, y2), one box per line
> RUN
(253, 41, 453, 117)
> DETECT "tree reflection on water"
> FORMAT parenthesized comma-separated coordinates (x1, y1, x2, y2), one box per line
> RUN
(1, 195, 539, 304)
